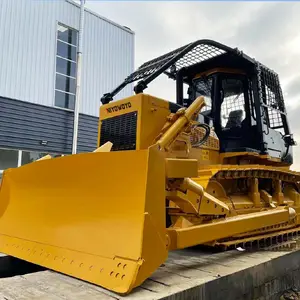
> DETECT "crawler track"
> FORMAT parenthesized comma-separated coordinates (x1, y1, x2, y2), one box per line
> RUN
(204, 165, 300, 249)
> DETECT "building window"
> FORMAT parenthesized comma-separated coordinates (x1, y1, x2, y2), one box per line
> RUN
(55, 24, 78, 110)
(0, 149, 63, 181)
(0, 149, 19, 170)
(21, 151, 48, 165)
(0, 148, 19, 182)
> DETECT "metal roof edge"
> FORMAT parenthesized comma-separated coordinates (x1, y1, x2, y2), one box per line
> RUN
(65, 0, 135, 35)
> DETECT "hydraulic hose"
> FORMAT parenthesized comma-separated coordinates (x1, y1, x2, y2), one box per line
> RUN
(192, 123, 211, 147)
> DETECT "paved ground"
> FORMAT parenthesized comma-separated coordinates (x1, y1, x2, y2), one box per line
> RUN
(0, 243, 299, 300)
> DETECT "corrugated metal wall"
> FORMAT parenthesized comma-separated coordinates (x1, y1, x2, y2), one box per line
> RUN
(0, 0, 134, 117)
(0, 96, 98, 154)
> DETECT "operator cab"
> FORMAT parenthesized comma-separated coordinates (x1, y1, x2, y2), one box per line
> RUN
(190, 72, 256, 153)
(101, 39, 296, 164)
(173, 48, 296, 160)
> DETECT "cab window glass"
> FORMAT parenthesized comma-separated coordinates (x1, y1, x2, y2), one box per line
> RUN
(221, 78, 245, 129)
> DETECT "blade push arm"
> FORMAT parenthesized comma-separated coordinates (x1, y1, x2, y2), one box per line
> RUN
(167, 207, 295, 250)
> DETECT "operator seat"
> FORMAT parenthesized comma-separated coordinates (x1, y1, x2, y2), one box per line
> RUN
(220, 109, 244, 151)
(225, 110, 243, 129)
(222, 109, 243, 137)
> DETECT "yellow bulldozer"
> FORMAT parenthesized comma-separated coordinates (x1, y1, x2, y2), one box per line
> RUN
(0, 39, 299, 294)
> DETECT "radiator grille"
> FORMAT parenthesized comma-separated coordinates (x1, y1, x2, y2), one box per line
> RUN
(100, 111, 137, 151)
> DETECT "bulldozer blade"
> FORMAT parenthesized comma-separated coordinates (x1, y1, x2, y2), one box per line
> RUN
(0, 146, 168, 294)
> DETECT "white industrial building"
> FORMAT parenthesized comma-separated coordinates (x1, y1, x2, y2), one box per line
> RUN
(0, 0, 134, 175)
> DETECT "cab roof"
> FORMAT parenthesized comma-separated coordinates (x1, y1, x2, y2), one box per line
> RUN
(101, 39, 279, 104)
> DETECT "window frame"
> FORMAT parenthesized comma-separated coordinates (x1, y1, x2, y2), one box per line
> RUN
(53, 22, 78, 111)
(55, 73, 77, 95)
(220, 77, 246, 129)
(0, 148, 20, 174)
(57, 23, 78, 46)
(56, 40, 77, 62)
(0, 148, 64, 178)
(54, 90, 76, 111)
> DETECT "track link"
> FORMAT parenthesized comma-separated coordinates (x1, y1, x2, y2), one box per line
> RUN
(213, 165, 300, 183)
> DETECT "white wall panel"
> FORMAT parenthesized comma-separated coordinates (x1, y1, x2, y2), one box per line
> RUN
(0, 0, 134, 117)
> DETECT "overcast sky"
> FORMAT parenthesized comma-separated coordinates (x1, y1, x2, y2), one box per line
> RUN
(86, 1, 300, 170)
